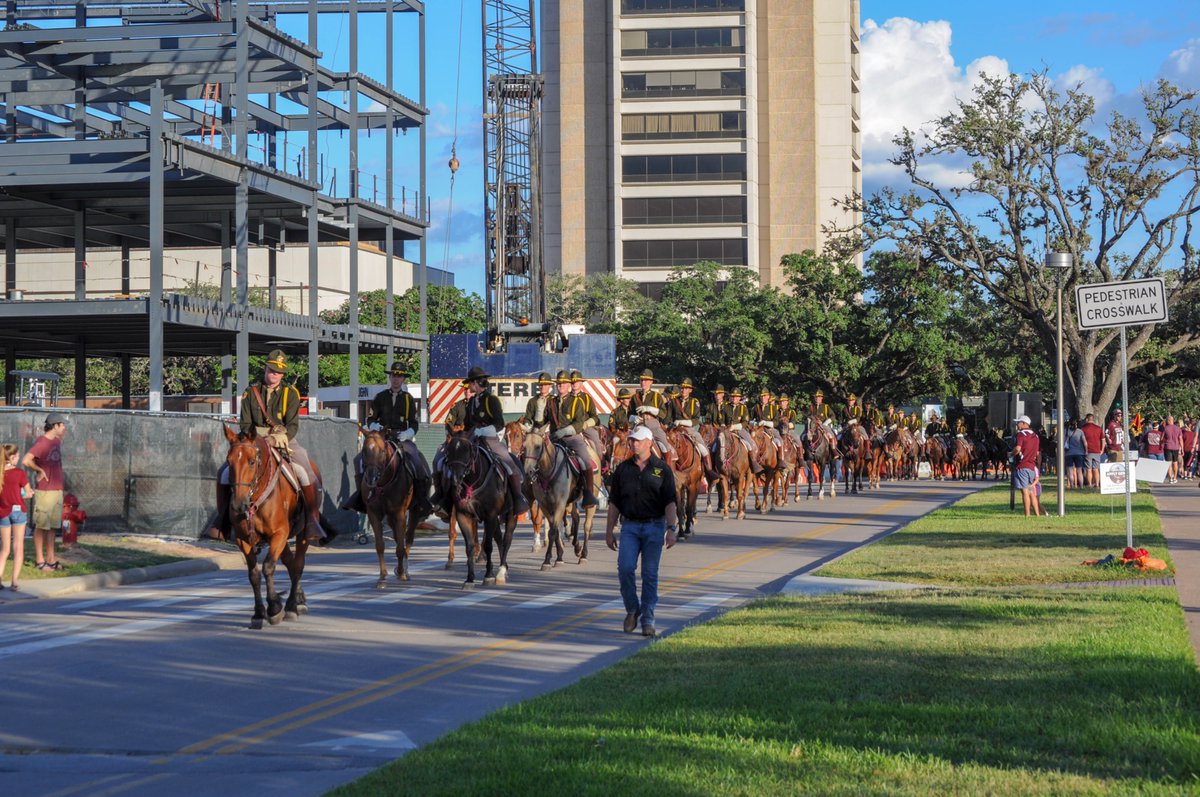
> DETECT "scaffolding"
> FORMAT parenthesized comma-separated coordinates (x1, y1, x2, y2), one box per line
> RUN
(0, 0, 429, 418)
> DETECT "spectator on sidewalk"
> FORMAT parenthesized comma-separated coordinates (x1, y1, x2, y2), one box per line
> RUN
(22, 413, 68, 572)
(1065, 420, 1086, 489)
(1164, 414, 1183, 483)
(0, 443, 33, 591)
(1182, 417, 1197, 479)
(1105, 409, 1126, 463)
(1080, 413, 1105, 489)
(1012, 415, 1043, 518)
(1145, 420, 1165, 461)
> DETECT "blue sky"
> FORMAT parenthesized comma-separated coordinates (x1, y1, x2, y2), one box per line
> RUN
(301, 2, 1200, 298)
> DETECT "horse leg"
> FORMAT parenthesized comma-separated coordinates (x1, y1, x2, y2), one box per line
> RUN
(242, 540, 266, 629)
(483, 515, 498, 585)
(830, 460, 839, 497)
(541, 509, 560, 571)
(369, 509, 388, 586)
(459, 512, 478, 588)
(578, 504, 595, 563)
(496, 513, 517, 586)
(445, 513, 456, 570)
(393, 506, 411, 581)
(281, 537, 307, 619)
(262, 553, 285, 625)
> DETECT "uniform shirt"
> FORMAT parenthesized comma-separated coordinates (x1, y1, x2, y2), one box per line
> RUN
(371, 389, 418, 433)
(676, 395, 702, 422)
(705, 400, 729, 425)
(842, 403, 863, 424)
(727, 403, 750, 426)
(465, 391, 505, 434)
(561, 392, 597, 433)
(1014, 428, 1039, 470)
(608, 454, 677, 522)
(810, 402, 833, 421)
(751, 401, 778, 425)
(444, 398, 468, 434)
(635, 388, 671, 424)
(240, 381, 301, 440)
(520, 394, 561, 431)
(609, 403, 633, 431)
(865, 408, 884, 427)
(778, 407, 798, 430)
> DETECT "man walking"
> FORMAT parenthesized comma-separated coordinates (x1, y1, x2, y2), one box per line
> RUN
(1080, 412, 1105, 488)
(1163, 414, 1183, 483)
(23, 412, 67, 571)
(605, 425, 678, 638)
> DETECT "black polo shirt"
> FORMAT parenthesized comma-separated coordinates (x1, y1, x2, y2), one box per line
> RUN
(609, 455, 677, 521)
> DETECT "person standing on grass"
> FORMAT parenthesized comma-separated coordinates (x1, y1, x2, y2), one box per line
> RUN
(0, 443, 33, 591)
(22, 412, 67, 572)
(1080, 412, 1105, 489)
(605, 425, 678, 639)
(1065, 420, 1086, 490)
(1105, 409, 1126, 463)
(1163, 414, 1183, 484)
(1012, 415, 1043, 518)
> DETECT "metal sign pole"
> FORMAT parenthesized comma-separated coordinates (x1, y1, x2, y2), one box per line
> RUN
(1121, 325, 1133, 549)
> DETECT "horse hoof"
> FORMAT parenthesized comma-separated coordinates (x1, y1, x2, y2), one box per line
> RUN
(268, 612, 284, 626)
(461, 580, 476, 590)
(284, 610, 299, 621)
(578, 557, 587, 565)
(541, 563, 553, 571)
(297, 604, 309, 615)
(376, 579, 388, 589)
(249, 617, 264, 630)
(484, 576, 496, 586)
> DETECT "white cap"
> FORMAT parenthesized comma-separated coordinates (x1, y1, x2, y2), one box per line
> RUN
(629, 426, 654, 442)
(1014, 415, 1031, 425)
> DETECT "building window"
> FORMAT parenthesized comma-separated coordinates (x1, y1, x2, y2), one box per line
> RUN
(622, 69, 745, 98)
(622, 153, 746, 183)
(622, 0, 747, 14)
(622, 238, 747, 268)
(620, 27, 743, 57)
(621, 111, 745, 141)
(623, 196, 747, 225)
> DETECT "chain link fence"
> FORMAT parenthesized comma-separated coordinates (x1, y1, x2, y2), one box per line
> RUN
(0, 408, 361, 537)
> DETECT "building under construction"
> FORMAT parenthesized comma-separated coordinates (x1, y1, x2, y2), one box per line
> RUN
(0, 0, 429, 416)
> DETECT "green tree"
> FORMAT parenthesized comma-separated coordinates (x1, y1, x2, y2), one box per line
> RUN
(835, 73, 1200, 421)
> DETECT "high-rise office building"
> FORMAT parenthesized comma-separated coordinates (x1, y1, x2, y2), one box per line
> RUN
(543, 0, 861, 297)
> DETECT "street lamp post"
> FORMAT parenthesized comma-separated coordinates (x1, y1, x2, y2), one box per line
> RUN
(1046, 252, 1072, 517)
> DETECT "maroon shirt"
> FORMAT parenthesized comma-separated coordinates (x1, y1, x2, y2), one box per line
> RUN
(1163, 423, 1182, 451)
(1183, 427, 1196, 454)
(0, 467, 29, 515)
(1145, 428, 1164, 456)
(1105, 420, 1125, 453)
(27, 434, 64, 491)
(1014, 429, 1039, 470)
(1081, 422, 1104, 454)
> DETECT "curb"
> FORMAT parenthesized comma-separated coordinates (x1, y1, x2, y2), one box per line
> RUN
(780, 574, 938, 596)
(12, 555, 244, 599)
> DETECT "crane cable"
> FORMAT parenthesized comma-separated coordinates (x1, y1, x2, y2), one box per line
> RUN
(441, 0, 466, 276)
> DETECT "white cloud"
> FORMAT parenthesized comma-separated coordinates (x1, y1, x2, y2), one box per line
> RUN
(860, 17, 1010, 186)
(1054, 65, 1116, 108)
(1160, 38, 1200, 88)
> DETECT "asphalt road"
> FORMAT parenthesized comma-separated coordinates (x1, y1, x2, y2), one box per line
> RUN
(0, 479, 982, 797)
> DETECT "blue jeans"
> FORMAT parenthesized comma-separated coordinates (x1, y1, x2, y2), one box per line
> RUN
(617, 517, 666, 626)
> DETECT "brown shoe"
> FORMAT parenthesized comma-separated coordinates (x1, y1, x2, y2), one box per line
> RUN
(623, 611, 640, 634)
(641, 624, 658, 638)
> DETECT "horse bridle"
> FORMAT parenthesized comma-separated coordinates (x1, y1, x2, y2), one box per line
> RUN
(228, 437, 272, 520)
(362, 433, 400, 491)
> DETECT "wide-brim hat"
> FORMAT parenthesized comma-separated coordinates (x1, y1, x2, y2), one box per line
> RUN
(639, 368, 654, 381)
(731, 389, 743, 398)
(265, 349, 288, 374)
(779, 394, 790, 402)
(536, 372, 553, 385)
(847, 394, 858, 401)
(680, 377, 694, 388)
(713, 384, 726, 394)
(760, 389, 771, 397)
(556, 369, 572, 383)
(617, 387, 634, 399)
(570, 369, 586, 383)
(387, 362, 405, 376)
(814, 389, 824, 398)
(465, 366, 489, 382)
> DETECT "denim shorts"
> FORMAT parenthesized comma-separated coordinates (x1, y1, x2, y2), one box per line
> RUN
(0, 509, 28, 527)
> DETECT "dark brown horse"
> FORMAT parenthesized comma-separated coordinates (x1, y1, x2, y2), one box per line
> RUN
(360, 430, 420, 586)
(749, 426, 780, 512)
(924, 434, 949, 480)
(222, 425, 313, 628)
(773, 432, 802, 506)
(666, 427, 705, 538)
(840, 423, 872, 494)
(711, 427, 751, 520)
(442, 432, 518, 587)
(698, 423, 727, 517)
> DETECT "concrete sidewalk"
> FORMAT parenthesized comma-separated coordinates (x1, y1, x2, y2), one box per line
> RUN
(1148, 483, 1200, 665)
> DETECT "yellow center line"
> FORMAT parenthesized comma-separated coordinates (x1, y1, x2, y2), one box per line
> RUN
(175, 484, 953, 761)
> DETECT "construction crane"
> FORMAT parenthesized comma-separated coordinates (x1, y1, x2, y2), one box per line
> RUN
(482, 0, 545, 350)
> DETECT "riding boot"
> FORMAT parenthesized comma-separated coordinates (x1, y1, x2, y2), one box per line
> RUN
(703, 455, 719, 483)
(579, 467, 600, 508)
(750, 455, 764, 475)
(411, 477, 434, 519)
(204, 482, 232, 542)
(300, 483, 327, 544)
(429, 472, 450, 520)
(339, 475, 367, 513)
(508, 470, 531, 516)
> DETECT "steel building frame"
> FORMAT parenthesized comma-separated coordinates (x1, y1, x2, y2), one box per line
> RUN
(0, 0, 428, 416)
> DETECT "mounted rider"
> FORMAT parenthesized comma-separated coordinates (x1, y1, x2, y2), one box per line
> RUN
(752, 388, 784, 448)
(444, 381, 468, 435)
(705, 384, 729, 426)
(556, 370, 602, 507)
(431, 366, 530, 517)
(863, 399, 884, 430)
(955, 416, 969, 437)
(778, 393, 801, 442)
(609, 387, 635, 431)
(810, 390, 834, 427)
(670, 377, 719, 481)
(885, 403, 900, 429)
(633, 368, 674, 458)
(517, 372, 560, 435)
(208, 349, 328, 545)
(569, 370, 604, 457)
(841, 394, 863, 428)
(727, 389, 764, 474)
(926, 411, 949, 438)
(340, 363, 434, 519)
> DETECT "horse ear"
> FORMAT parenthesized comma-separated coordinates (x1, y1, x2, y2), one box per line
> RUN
(224, 424, 237, 443)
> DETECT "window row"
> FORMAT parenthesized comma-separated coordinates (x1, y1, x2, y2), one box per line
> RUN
(621, 27, 744, 56)
(623, 238, 747, 268)
(623, 196, 747, 226)
(622, 69, 745, 98)
(623, 153, 747, 183)
(622, 112, 746, 141)
(622, 0, 746, 14)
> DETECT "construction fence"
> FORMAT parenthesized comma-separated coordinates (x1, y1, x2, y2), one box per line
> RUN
(0, 408, 362, 537)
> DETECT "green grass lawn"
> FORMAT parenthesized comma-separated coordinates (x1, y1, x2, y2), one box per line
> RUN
(2, 537, 188, 582)
(328, 481, 1200, 797)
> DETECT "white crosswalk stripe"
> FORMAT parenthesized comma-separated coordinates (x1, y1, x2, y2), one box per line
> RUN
(363, 586, 438, 605)
(440, 591, 505, 608)
(511, 590, 585, 610)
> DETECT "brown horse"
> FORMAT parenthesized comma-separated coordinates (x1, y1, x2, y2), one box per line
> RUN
(698, 423, 727, 516)
(840, 423, 872, 494)
(924, 434, 949, 480)
(803, 416, 840, 500)
(949, 435, 975, 481)
(360, 430, 420, 587)
(442, 432, 518, 587)
(666, 427, 705, 538)
(711, 427, 751, 520)
(221, 425, 313, 628)
(774, 432, 803, 505)
(749, 426, 780, 512)
(505, 421, 546, 551)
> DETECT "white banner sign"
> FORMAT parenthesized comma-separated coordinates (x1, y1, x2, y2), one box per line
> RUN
(1076, 278, 1168, 330)
(1099, 461, 1137, 495)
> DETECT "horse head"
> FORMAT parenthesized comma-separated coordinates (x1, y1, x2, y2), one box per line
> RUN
(443, 432, 478, 492)
(522, 430, 554, 478)
(361, 429, 394, 490)
(609, 429, 633, 471)
(504, 421, 525, 457)
(223, 424, 267, 516)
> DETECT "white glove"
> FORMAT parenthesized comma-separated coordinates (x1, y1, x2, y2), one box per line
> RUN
(521, 423, 532, 433)
(397, 428, 415, 442)
(367, 422, 383, 432)
(554, 427, 574, 440)
(583, 418, 597, 430)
